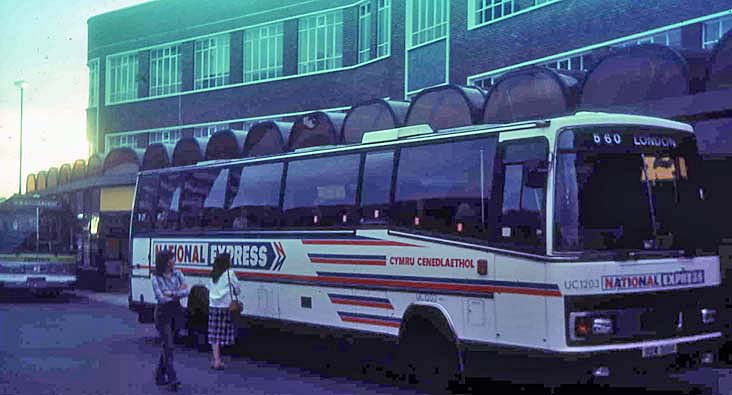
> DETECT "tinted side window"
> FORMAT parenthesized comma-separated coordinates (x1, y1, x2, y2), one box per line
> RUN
(360, 151, 394, 224)
(201, 168, 232, 229)
(156, 172, 184, 230)
(230, 163, 284, 229)
(394, 138, 498, 239)
(180, 169, 217, 230)
(284, 154, 360, 227)
(133, 175, 158, 234)
(497, 138, 548, 249)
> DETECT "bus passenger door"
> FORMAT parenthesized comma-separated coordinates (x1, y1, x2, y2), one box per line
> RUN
(493, 138, 550, 347)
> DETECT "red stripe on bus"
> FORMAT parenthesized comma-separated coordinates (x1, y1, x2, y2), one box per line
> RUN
(309, 258, 386, 266)
(302, 239, 420, 247)
(340, 316, 401, 328)
(175, 268, 561, 297)
(330, 298, 393, 309)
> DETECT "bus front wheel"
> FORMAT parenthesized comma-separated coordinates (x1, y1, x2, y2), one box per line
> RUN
(398, 316, 463, 393)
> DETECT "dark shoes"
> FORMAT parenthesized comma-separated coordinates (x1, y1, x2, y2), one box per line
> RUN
(167, 381, 181, 391)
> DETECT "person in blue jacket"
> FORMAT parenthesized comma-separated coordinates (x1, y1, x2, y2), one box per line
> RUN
(151, 249, 189, 391)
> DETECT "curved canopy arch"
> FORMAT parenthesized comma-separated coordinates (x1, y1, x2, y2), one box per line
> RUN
(87, 154, 104, 177)
(25, 174, 37, 194)
(243, 121, 292, 157)
(36, 171, 48, 190)
(58, 164, 71, 185)
(288, 111, 344, 151)
(71, 159, 86, 180)
(205, 129, 247, 160)
(173, 137, 207, 166)
(103, 147, 143, 175)
(483, 67, 580, 123)
(405, 84, 485, 130)
(342, 99, 410, 144)
(706, 30, 732, 91)
(46, 167, 59, 189)
(580, 44, 689, 108)
(142, 143, 175, 170)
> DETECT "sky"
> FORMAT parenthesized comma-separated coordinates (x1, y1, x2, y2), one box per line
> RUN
(0, 0, 152, 199)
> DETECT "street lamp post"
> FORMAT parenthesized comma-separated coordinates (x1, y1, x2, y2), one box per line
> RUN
(14, 80, 28, 196)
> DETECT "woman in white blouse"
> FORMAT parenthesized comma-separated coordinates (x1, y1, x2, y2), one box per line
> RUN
(207, 253, 241, 369)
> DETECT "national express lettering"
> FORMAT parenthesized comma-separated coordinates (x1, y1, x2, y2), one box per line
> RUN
(152, 241, 286, 271)
(602, 270, 705, 291)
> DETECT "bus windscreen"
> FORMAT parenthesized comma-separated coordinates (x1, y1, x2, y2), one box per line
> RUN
(554, 127, 708, 256)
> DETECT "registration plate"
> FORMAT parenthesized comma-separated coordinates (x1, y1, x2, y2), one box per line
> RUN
(641, 343, 677, 358)
(26, 277, 46, 287)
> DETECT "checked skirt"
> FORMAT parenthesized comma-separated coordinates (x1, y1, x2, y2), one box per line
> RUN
(208, 307, 236, 345)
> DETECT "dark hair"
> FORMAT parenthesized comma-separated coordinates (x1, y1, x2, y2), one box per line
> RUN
(154, 249, 174, 276)
(211, 253, 231, 283)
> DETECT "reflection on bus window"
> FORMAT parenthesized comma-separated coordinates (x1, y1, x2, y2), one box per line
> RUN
(284, 155, 359, 227)
(394, 137, 497, 240)
(230, 163, 283, 229)
(157, 173, 183, 230)
(361, 151, 394, 224)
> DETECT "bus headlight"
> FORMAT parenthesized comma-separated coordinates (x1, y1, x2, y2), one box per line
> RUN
(570, 312, 616, 341)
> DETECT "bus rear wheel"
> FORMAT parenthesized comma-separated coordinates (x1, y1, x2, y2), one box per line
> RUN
(398, 317, 463, 394)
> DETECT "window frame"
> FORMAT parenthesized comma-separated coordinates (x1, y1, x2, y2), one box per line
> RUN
(149, 44, 182, 97)
(194, 34, 231, 90)
(106, 53, 139, 104)
(243, 22, 284, 83)
(88, 58, 99, 108)
(358, 1, 373, 63)
(468, 0, 562, 30)
(297, 10, 344, 74)
(376, 0, 392, 57)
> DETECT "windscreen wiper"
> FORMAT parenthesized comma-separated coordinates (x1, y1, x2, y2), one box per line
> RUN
(640, 153, 659, 248)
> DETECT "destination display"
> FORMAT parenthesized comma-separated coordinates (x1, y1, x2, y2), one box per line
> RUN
(560, 127, 691, 152)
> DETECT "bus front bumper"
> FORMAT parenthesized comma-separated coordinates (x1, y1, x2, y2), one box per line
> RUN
(461, 334, 721, 390)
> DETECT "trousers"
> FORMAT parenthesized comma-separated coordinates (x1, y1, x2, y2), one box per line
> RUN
(154, 301, 182, 383)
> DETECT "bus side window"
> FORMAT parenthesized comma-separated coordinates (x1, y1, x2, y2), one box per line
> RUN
(179, 168, 220, 230)
(230, 163, 284, 229)
(132, 174, 159, 234)
(360, 151, 394, 225)
(283, 155, 360, 227)
(201, 168, 233, 230)
(157, 172, 184, 231)
(497, 138, 548, 249)
(393, 137, 498, 240)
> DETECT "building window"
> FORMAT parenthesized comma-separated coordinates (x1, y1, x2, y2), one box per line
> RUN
(88, 59, 99, 107)
(358, 2, 372, 62)
(149, 129, 182, 145)
(544, 53, 589, 72)
(377, 0, 391, 57)
(193, 123, 230, 138)
(149, 45, 182, 96)
(106, 54, 139, 104)
(298, 10, 344, 73)
(107, 134, 138, 150)
(194, 34, 231, 90)
(410, 0, 448, 48)
(244, 22, 284, 83)
(613, 28, 682, 49)
(703, 15, 732, 49)
(472, 0, 558, 27)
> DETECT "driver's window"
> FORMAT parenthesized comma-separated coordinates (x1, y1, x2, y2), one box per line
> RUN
(497, 138, 549, 250)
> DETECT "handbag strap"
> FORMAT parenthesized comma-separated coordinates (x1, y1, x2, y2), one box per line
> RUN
(226, 269, 239, 302)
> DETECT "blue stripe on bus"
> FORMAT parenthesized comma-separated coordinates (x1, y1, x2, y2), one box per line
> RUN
(337, 311, 402, 323)
(308, 254, 387, 260)
(316, 271, 560, 291)
(327, 293, 392, 304)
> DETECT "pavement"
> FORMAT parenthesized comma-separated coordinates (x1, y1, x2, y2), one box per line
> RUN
(71, 289, 129, 307)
